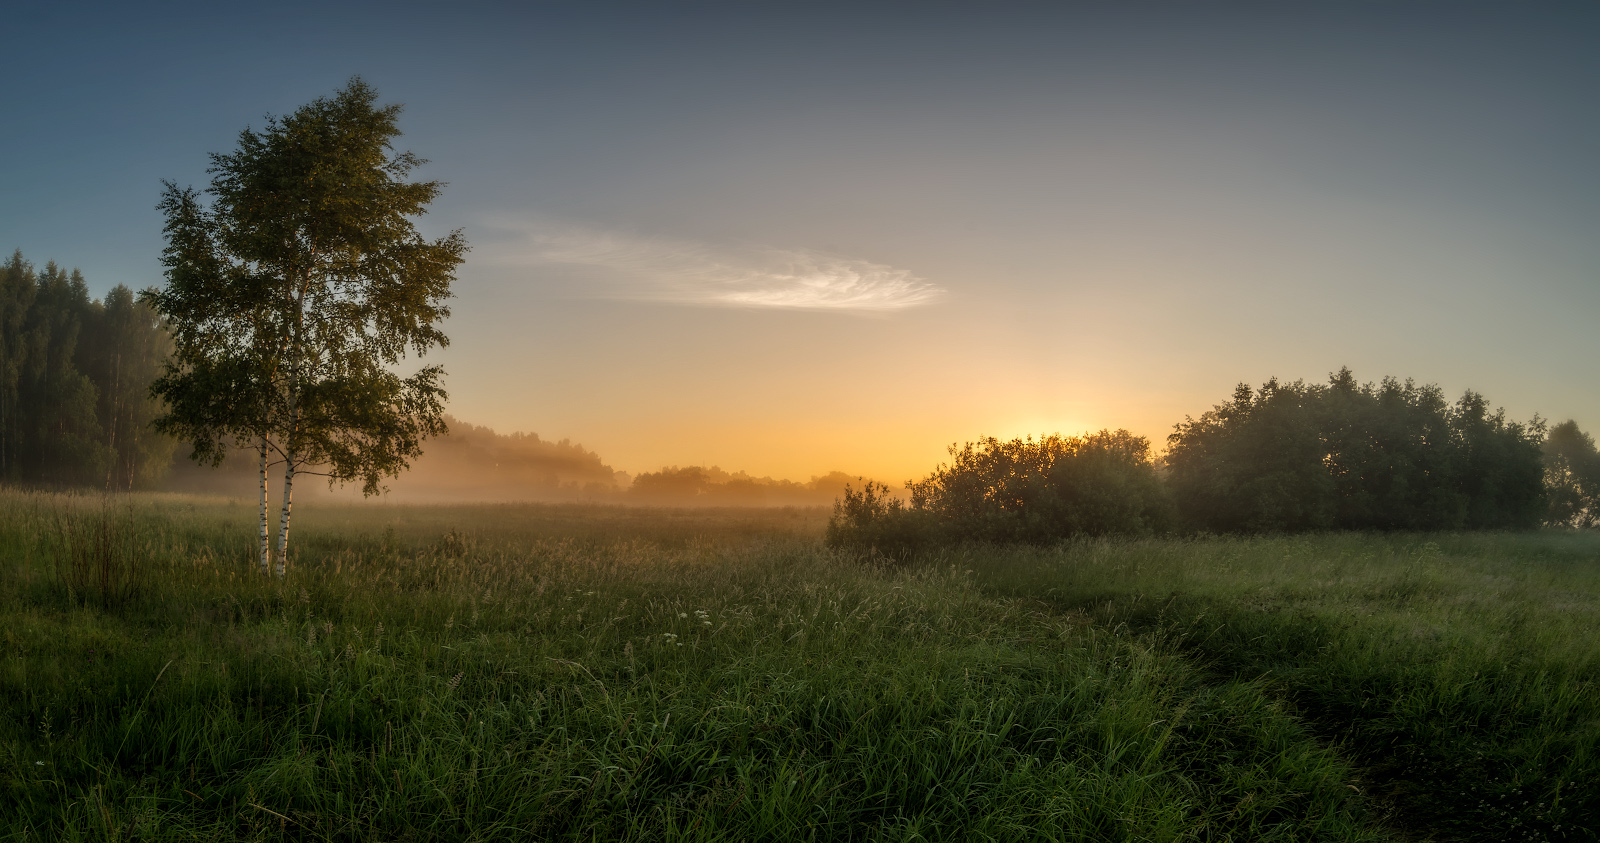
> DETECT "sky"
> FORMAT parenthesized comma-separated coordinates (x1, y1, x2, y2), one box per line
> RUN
(6, 2, 1598, 483)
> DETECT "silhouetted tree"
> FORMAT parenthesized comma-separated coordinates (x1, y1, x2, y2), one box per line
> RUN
(1543, 420, 1600, 528)
(1449, 390, 1547, 530)
(1165, 369, 1546, 532)
(631, 466, 715, 501)
(1319, 371, 1460, 529)
(1164, 379, 1335, 532)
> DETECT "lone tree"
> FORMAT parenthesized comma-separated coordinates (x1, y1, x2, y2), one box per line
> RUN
(145, 78, 466, 577)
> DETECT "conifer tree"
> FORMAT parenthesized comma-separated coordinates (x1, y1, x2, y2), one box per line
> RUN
(1, 250, 173, 488)
(0, 251, 38, 479)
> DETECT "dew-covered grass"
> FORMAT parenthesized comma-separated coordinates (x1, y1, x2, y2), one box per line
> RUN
(2, 489, 1593, 841)
(974, 532, 1600, 842)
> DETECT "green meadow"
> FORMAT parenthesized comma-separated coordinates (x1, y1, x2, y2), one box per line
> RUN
(1, 490, 1595, 841)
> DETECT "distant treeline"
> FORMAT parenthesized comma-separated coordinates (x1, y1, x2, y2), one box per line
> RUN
(0, 251, 173, 489)
(388, 428, 861, 506)
(393, 417, 625, 500)
(829, 369, 1600, 552)
(629, 465, 861, 507)
(4, 254, 1597, 527)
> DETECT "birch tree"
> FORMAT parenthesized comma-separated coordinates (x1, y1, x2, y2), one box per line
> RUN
(145, 78, 465, 576)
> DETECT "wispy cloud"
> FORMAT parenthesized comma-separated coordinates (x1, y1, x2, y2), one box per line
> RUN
(486, 220, 943, 312)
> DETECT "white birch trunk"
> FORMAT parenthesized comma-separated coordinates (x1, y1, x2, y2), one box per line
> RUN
(258, 437, 271, 575)
(275, 456, 294, 579)
(275, 269, 310, 581)
(275, 405, 299, 579)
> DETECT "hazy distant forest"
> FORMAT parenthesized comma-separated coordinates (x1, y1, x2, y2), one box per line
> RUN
(0, 249, 858, 506)
(0, 251, 174, 489)
(3, 246, 1598, 530)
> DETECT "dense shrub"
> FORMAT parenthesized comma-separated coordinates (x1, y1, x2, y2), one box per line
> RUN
(910, 429, 1173, 540)
(824, 479, 935, 556)
(827, 430, 1171, 553)
(1165, 369, 1546, 533)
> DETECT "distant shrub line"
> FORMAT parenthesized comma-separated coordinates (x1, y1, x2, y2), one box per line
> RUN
(829, 368, 1596, 553)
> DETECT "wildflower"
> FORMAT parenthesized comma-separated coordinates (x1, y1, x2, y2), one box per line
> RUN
(678, 612, 688, 618)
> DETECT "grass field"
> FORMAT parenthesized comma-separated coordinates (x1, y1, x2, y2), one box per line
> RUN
(1, 490, 1595, 841)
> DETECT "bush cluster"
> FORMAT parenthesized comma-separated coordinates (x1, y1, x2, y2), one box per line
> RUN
(827, 430, 1171, 554)
(831, 369, 1568, 553)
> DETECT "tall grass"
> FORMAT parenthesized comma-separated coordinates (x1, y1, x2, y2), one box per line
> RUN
(4, 490, 1593, 840)
(973, 532, 1600, 842)
(0, 490, 1389, 841)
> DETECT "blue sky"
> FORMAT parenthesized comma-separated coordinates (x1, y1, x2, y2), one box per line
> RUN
(7, 2, 1597, 479)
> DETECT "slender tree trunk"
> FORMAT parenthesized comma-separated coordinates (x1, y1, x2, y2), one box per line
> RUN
(275, 406, 299, 579)
(103, 350, 120, 493)
(275, 269, 310, 580)
(2, 388, 10, 479)
(276, 458, 294, 579)
(258, 436, 271, 576)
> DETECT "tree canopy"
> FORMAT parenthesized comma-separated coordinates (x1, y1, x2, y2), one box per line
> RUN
(1164, 368, 1546, 532)
(1543, 419, 1600, 528)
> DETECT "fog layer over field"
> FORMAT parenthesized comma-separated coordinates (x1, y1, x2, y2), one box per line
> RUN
(162, 415, 881, 507)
